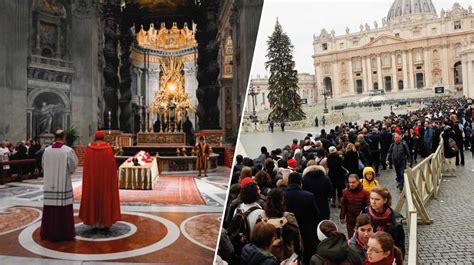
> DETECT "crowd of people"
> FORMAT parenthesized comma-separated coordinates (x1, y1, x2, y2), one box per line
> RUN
(0, 138, 43, 177)
(217, 97, 473, 265)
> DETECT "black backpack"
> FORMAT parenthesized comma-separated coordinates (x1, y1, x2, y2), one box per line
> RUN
(227, 206, 260, 255)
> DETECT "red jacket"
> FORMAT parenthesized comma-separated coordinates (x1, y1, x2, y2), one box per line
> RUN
(340, 184, 370, 223)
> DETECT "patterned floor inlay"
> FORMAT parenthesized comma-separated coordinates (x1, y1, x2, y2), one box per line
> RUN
(19, 212, 180, 260)
(75, 221, 137, 241)
(0, 207, 42, 235)
(181, 213, 221, 251)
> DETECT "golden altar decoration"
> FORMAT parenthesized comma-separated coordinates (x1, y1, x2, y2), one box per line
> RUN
(148, 56, 195, 131)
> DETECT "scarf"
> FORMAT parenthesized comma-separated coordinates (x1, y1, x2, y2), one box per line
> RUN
(364, 254, 395, 265)
(368, 207, 392, 232)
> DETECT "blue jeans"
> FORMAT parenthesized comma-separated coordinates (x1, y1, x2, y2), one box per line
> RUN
(394, 161, 406, 187)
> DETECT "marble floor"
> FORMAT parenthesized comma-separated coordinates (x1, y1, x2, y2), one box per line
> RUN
(0, 167, 231, 264)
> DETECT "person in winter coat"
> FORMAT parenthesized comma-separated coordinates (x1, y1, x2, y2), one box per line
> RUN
(365, 231, 404, 265)
(443, 126, 457, 176)
(241, 222, 279, 265)
(285, 172, 322, 264)
(361, 167, 380, 192)
(386, 133, 411, 191)
(258, 188, 302, 262)
(340, 174, 370, 238)
(380, 127, 392, 170)
(423, 121, 434, 156)
(348, 214, 374, 262)
(327, 146, 347, 208)
(302, 165, 333, 220)
(344, 143, 360, 178)
(310, 220, 362, 265)
(361, 186, 405, 255)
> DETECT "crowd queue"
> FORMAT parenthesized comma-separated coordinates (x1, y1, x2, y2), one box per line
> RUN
(216, 97, 473, 265)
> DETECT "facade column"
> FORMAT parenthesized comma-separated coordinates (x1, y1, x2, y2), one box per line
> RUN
(462, 59, 469, 98)
(408, 50, 415, 89)
(362, 57, 368, 93)
(348, 59, 355, 95)
(391, 53, 397, 91)
(366, 56, 373, 91)
(315, 63, 323, 98)
(377, 55, 383, 90)
(424, 48, 431, 88)
(441, 45, 450, 90)
(402, 51, 408, 90)
(332, 61, 340, 96)
(136, 68, 142, 98)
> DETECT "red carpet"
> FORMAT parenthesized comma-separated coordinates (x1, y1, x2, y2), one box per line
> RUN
(73, 176, 205, 205)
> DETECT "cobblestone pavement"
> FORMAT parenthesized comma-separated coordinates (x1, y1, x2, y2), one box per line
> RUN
(237, 128, 474, 264)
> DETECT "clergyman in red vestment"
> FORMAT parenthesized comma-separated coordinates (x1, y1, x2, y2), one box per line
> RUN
(41, 130, 78, 241)
(79, 131, 121, 231)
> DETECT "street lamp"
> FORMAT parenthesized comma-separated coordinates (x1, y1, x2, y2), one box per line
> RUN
(249, 81, 259, 123)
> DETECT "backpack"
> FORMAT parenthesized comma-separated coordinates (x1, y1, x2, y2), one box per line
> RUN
(258, 212, 300, 261)
(227, 206, 260, 255)
(448, 138, 459, 153)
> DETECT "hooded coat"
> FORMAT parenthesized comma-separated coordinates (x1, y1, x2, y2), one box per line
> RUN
(302, 166, 333, 220)
(310, 233, 362, 265)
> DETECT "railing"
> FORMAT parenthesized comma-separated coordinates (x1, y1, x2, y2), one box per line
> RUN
(29, 55, 74, 72)
(395, 134, 449, 264)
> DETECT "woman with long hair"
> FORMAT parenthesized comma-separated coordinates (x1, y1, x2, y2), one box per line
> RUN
(348, 214, 374, 262)
(361, 186, 405, 255)
(365, 231, 404, 265)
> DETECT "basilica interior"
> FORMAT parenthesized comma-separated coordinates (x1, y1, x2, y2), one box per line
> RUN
(0, 0, 263, 263)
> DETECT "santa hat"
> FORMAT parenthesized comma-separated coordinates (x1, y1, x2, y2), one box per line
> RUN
(95, 130, 106, 140)
(287, 158, 298, 169)
(240, 177, 255, 187)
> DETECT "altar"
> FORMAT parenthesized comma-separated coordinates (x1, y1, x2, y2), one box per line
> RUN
(137, 132, 185, 146)
(118, 154, 159, 190)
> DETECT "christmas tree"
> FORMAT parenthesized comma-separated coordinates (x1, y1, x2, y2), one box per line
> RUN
(265, 19, 306, 122)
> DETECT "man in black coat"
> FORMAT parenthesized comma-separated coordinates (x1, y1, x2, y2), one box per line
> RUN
(368, 128, 382, 176)
(285, 172, 321, 265)
(380, 126, 392, 170)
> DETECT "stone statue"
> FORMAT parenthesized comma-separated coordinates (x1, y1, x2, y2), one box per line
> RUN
(440, 9, 445, 18)
(365, 23, 370, 31)
(331, 29, 335, 37)
(360, 24, 364, 32)
(469, 5, 472, 14)
(320, 28, 328, 36)
(345, 26, 350, 34)
(382, 17, 387, 26)
(38, 102, 60, 134)
(374, 21, 378, 29)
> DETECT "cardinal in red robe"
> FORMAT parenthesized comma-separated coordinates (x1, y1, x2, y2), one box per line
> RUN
(79, 131, 121, 230)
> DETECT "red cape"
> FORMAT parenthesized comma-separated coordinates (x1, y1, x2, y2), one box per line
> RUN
(79, 141, 121, 227)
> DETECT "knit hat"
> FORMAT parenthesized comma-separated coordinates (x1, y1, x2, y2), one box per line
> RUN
(328, 146, 337, 154)
(240, 177, 255, 187)
(317, 220, 338, 241)
(287, 158, 298, 169)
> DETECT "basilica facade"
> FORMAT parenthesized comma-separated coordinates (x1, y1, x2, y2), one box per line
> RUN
(313, 0, 474, 98)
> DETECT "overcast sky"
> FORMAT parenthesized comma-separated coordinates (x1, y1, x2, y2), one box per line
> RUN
(250, 0, 473, 78)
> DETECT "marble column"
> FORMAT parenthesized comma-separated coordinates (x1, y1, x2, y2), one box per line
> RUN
(402, 51, 408, 90)
(391, 53, 397, 91)
(377, 55, 383, 90)
(408, 50, 415, 89)
(362, 57, 368, 93)
(424, 49, 431, 88)
(441, 46, 450, 90)
(462, 59, 469, 98)
(184, 61, 198, 126)
(366, 57, 373, 91)
(332, 62, 340, 96)
(348, 59, 355, 95)
(315, 64, 324, 97)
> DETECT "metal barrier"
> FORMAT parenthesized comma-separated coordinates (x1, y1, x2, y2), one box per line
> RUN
(395, 134, 449, 264)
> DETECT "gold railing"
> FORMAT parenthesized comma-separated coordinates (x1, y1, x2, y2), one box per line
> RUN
(395, 134, 450, 264)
